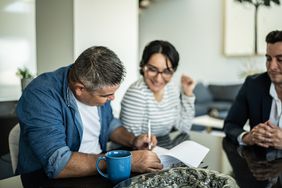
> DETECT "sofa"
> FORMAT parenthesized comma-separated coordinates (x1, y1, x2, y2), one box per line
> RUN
(193, 82, 242, 119)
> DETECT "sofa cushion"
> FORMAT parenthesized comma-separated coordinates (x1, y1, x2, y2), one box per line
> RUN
(208, 101, 232, 111)
(208, 84, 242, 102)
(195, 103, 210, 116)
(194, 82, 213, 103)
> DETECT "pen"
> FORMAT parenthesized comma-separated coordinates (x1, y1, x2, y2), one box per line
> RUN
(148, 119, 151, 150)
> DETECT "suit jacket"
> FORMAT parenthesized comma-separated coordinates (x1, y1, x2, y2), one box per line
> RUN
(224, 72, 272, 144)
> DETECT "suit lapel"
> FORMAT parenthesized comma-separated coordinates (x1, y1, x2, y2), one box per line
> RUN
(262, 73, 272, 122)
(262, 95, 272, 122)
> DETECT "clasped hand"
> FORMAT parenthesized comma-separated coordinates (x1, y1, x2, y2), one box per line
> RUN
(245, 121, 282, 149)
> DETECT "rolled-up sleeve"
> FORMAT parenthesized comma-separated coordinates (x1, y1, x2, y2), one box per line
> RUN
(17, 87, 74, 178)
(47, 146, 72, 178)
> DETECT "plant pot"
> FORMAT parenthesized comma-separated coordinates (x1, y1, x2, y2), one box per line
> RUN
(21, 78, 33, 91)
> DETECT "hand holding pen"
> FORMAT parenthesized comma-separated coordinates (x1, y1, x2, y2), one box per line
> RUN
(132, 134, 157, 150)
(129, 120, 157, 150)
(132, 131, 157, 150)
(147, 120, 158, 150)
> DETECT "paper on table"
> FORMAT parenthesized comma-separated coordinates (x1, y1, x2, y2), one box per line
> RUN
(153, 140, 209, 169)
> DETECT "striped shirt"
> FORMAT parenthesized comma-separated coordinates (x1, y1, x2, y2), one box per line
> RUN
(120, 78, 195, 137)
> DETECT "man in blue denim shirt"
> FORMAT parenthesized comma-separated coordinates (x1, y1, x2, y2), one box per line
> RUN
(16, 46, 162, 178)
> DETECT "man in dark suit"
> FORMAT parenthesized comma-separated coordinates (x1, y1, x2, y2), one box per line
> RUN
(224, 30, 282, 149)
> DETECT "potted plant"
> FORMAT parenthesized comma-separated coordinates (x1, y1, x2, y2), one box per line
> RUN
(16, 67, 34, 91)
(238, 59, 264, 79)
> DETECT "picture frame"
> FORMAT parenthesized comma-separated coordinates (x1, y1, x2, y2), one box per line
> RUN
(223, 0, 282, 56)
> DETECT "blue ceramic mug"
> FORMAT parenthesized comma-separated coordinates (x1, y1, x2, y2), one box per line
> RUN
(96, 150, 132, 182)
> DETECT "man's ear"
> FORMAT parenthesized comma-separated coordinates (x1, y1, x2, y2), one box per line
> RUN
(72, 82, 85, 97)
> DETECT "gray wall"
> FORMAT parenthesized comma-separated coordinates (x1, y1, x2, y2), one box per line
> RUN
(73, 0, 139, 116)
(36, 0, 74, 74)
(139, 0, 268, 85)
(0, 0, 36, 101)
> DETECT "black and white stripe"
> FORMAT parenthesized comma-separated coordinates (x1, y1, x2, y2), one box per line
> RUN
(120, 78, 195, 136)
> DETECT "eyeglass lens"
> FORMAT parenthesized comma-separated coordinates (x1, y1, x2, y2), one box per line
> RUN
(145, 64, 173, 79)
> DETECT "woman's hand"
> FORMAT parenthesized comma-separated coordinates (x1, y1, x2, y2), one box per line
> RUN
(181, 75, 195, 96)
(133, 134, 158, 150)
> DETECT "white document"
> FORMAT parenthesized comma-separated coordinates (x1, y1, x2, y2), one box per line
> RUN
(153, 140, 209, 169)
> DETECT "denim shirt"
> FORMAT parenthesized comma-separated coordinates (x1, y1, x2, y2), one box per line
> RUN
(16, 65, 121, 178)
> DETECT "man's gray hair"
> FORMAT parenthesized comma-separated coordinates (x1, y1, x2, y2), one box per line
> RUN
(69, 46, 126, 91)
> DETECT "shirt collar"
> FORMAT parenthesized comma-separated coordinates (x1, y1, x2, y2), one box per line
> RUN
(270, 83, 279, 101)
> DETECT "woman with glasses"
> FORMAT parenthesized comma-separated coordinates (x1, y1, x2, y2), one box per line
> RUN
(120, 40, 195, 148)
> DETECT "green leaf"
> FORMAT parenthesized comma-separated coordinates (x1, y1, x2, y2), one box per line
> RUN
(16, 67, 34, 79)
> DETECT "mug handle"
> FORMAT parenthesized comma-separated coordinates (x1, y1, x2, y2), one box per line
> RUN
(96, 156, 108, 179)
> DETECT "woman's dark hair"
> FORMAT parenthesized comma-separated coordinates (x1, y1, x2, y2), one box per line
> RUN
(265, 30, 282, 44)
(139, 40, 179, 75)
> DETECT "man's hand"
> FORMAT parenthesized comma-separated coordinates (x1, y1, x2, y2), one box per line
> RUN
(110, 127, 158, 150)
(242, 132, 256, 146)
(131, 150, 163, 173)
(244, 121, 282, 149)
(133, 134, 158, 150)
(244, 122, 271, 147)
(265, 121, 282, 149)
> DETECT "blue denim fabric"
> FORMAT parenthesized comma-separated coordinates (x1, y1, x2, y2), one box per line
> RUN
(16, 65, 121, 178)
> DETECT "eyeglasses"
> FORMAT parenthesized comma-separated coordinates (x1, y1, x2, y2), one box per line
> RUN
(144, 64, 174, 80)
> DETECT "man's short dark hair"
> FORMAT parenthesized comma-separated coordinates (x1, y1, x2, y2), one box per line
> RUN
(69, 46, 126, 91)
(139, 40, 179, 75)
(265, 30, 282, 44)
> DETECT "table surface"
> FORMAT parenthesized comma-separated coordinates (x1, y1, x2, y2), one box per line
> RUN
(2, 131, 282, 188)
(223, 137, 282, 188)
